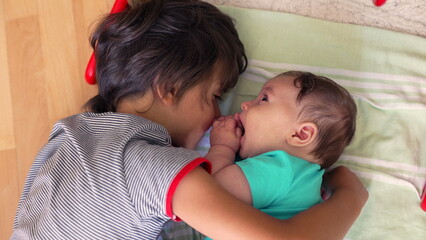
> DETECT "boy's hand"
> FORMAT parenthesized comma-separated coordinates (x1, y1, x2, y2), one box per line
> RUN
(210, 114, 242, 153)
(323, 166, 369, 207)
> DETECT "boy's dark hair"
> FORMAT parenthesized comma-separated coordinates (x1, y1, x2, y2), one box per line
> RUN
(85, 0, 247, 112)
(280, 71, 357, 169)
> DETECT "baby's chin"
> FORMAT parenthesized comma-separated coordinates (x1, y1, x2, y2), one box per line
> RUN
(238, 148, 248, 159)
(238, 148, 254, 159)
(239, 145, 269, 159)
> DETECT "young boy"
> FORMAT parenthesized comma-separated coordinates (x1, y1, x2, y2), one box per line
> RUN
(207, 70, 357, 220)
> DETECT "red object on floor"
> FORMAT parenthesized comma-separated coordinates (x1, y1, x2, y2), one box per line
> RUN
(421, 183, 426, 211)
(373, 0, 387, 7)
(85, 0, 129, 85)
(85, 53, 97, 85)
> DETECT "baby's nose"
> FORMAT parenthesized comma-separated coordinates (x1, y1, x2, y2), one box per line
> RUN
(241, 101, 249, 111)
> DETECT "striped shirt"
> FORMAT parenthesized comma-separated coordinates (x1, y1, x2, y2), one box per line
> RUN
(12, 112, 210, 240)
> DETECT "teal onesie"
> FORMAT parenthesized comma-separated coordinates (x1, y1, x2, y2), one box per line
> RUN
(205, 150, 324, 240)
(236, 150, 324, 220)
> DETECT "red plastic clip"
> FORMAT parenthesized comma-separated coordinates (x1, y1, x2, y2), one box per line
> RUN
(421, 183, 426, 211)
(84, 0, 129, 85)
(373, 0, 387, 7)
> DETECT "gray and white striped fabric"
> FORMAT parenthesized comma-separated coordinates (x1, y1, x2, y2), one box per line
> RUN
(12, 112, 205, 240)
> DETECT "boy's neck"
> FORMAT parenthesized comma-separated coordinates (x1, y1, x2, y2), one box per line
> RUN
(117, 96, 168, 129)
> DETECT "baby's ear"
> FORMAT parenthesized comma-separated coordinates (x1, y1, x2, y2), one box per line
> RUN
(288, 122, 318, 147)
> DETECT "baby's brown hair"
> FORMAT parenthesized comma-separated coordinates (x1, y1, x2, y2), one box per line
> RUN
(280, 71, 357, 168)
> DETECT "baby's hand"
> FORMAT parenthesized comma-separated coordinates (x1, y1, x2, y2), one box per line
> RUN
(210, 115, 242, 153)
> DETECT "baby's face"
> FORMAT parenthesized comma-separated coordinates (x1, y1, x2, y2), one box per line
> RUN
(237, 75, 303, 158)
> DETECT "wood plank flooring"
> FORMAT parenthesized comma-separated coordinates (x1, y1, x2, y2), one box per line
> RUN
(0, 0, 112, 238)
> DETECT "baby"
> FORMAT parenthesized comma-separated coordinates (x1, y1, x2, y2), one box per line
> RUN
(206, 70, 357, 220)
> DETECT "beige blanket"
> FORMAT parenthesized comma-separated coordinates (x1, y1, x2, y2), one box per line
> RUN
(205, 0, 426, 38)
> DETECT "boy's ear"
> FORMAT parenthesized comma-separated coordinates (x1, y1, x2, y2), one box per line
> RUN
(288, 122, 318, 147)
(155, 85, 175, 106)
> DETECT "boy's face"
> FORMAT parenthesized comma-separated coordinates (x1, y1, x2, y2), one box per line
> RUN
(237, 75, 303, 158)
(170, 78, 222, 150)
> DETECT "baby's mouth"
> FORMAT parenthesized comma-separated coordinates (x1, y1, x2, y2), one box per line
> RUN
(239, 123, 245, 136)
(235, 113, 245, 136)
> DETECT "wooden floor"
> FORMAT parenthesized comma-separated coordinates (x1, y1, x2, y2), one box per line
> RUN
(0, 0, 115, 238)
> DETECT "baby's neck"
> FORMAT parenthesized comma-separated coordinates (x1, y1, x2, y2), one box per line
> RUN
(284, 146, 321, 165)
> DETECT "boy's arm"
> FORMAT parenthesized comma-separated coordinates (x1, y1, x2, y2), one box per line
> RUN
(284, 166, 368, 239)
(212, 163, 253, 205)
(173, 165, 368, 240)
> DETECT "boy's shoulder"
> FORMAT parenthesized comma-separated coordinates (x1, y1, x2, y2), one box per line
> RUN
(52, 112, 171, 145)
(61, 112, 151, 125)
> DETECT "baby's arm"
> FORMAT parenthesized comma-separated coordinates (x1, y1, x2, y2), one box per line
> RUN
(205, 115, 252, 204)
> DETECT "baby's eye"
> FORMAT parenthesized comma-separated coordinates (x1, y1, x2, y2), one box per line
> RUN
(261, 95, 268, 102)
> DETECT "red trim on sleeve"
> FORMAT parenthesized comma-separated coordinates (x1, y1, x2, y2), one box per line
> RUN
(165, 157, 212, 221)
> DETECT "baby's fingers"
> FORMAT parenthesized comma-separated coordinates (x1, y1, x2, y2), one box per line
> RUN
(212, 119, 221, 127)
(216, 116, 226, 121)
(224, 117, 237, 129)
(235, 126, 242, 138)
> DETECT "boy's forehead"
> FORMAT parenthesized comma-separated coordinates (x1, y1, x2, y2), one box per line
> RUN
(208, 78, 222, 92)
(210, 61, 236, 93)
